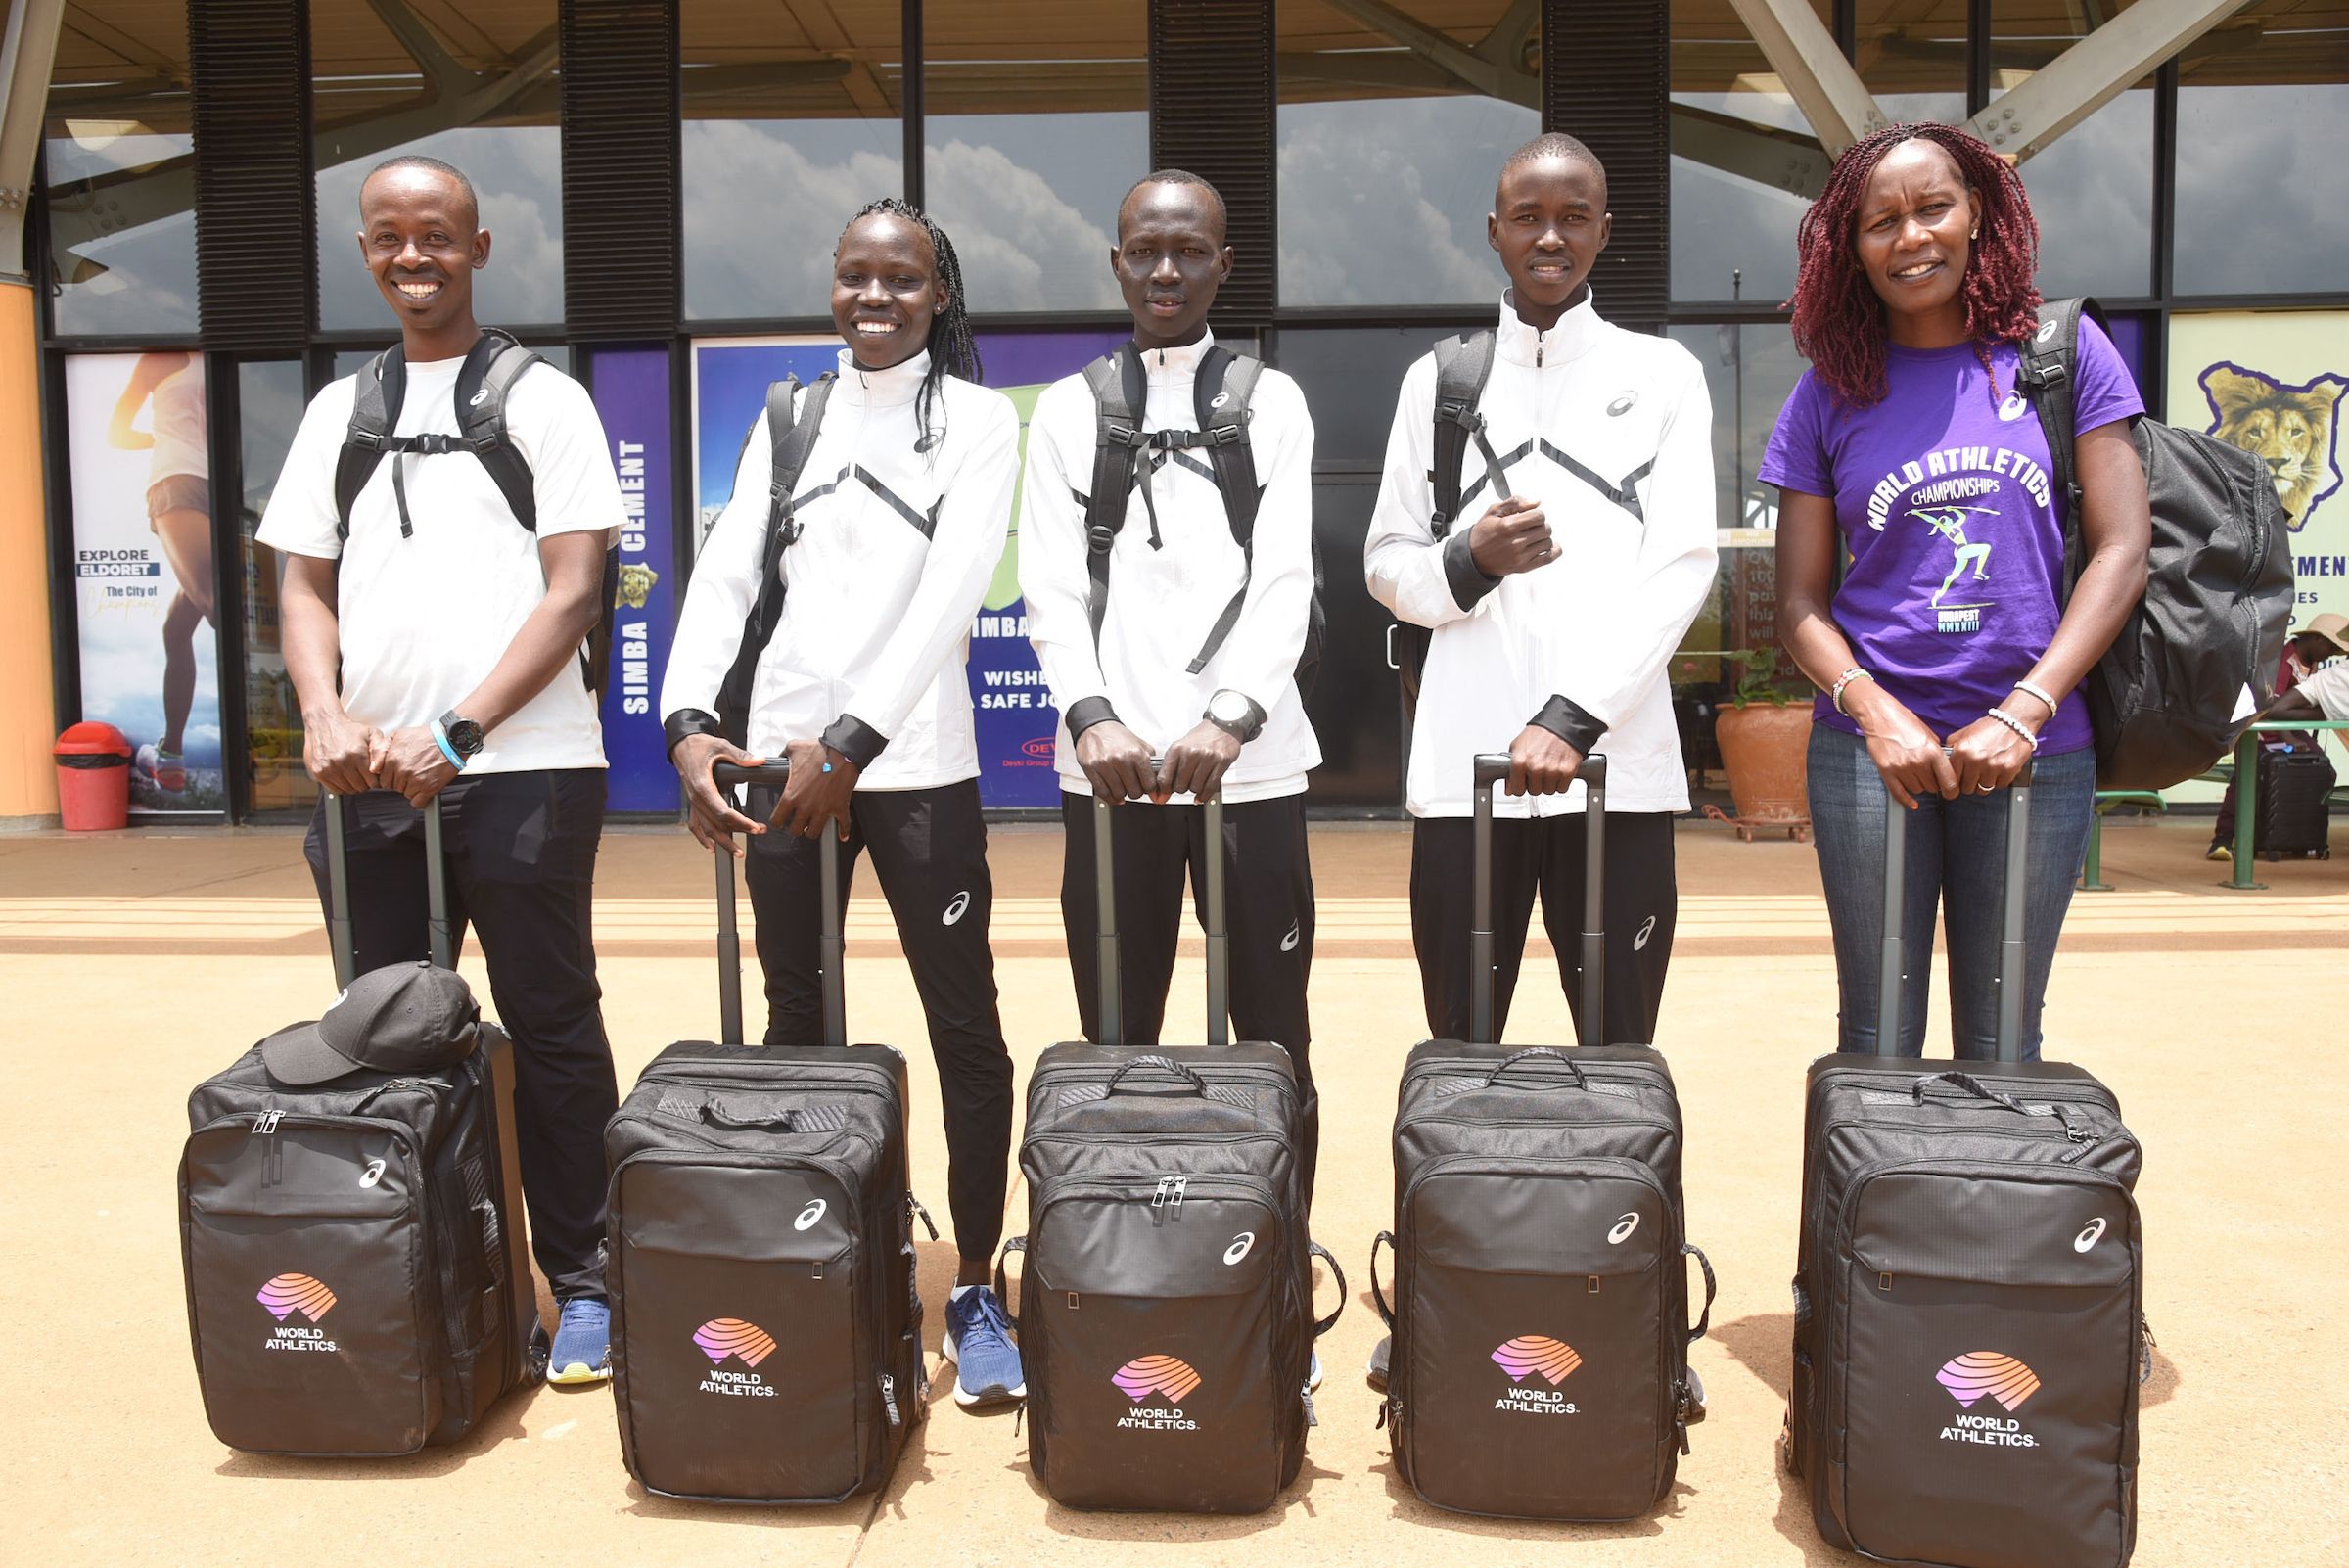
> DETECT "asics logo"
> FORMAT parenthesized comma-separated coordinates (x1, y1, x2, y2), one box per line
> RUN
(2073, 1217, 2108, 1253)
(359, 1159, 387, 1188)
(1634, 914, 1657, 951)
(2036, 316, 2060, 343)
(1222, 1231, 1256, 1266)
(1279, 919, 1300, 953)
(1606, 392, 1637, 417)
(1210, 392, 1231, 409)
(1999, 392, 2031, 422)
(943, 891, 972, 926)
(469, 387, 491, 407)
(1607, 1212, 1640, 1245)
(794, 1198, 828, 1231)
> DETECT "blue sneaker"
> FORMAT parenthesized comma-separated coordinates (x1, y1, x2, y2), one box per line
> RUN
(941, 1285, 1025, 1408)
(548, 1297, 612, 1385)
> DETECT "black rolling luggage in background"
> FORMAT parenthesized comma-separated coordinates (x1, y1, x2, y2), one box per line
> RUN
(1004, 786, 1344, 1514)
(2254, 740, 2335, 859)
(179, 795, 542, 1456)
(604, 761, 928, 1504)
(1374, 753, 1713, 1521)
(1787, 771, 2149, 1568)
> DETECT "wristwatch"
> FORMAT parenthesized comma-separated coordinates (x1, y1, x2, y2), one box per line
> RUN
(1204, 689, 1266, 744)
(438, 709, 485, 765)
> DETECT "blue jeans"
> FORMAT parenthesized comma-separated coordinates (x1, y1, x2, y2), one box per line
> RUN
(1807, 723, 2096, 1060)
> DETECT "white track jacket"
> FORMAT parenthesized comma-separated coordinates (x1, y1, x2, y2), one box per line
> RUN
(1022, 331, 1321, 802)
(660, 348, 1019, 788)
(1365, 295, 1718, 817)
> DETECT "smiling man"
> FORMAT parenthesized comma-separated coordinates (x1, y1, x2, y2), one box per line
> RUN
(1019, 169, 1325, 1233)
(257, 155, 629, 1386)
(1365, 131, 1718, 1049)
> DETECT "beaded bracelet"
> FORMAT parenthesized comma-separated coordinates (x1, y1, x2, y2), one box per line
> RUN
(1830, 668, 1874, 716)
(1986, 707, 2041, 751)
(2011, 679, 2059, 718)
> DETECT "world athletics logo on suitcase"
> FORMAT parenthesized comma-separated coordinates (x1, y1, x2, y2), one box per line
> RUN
(255, 1273, 341, 1355)
(1936, 1352, 2042, 1449)
(1491, 1337, 1584, 1416)
(693, 1318, 780, 1398)
(1111, 1355, 1202, 1430)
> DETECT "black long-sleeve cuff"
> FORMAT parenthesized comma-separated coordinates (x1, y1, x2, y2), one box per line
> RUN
(1443, 529, 1502, 611)
(664, 708, 722, 759)
(1064, 696, 1120, 741)
(820, 714, 889, 771)
(1529, 693, 1606, 756)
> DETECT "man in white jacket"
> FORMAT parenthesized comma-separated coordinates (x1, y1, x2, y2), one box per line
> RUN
(660, 200, 1028, 1409)
(1021, 170, 1326, 1204)
(1366, 133, 1718, 1049)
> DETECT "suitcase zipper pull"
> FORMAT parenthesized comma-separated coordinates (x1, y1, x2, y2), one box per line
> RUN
(1013, 1402, 1026, 1438)
(907, 1194, 940, 1240)
(252, 1109, 283, 1134)
(1150, 1176, 1171, 1210)
(1170, 1175, 1187, 1212)
(880, 1373, 901, 1428)
(1301, 1387, 1318, 1428)
(253, 1109, 284, 1188)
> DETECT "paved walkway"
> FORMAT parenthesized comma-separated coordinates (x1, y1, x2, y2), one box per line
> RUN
(2, 815, 2339, 1566)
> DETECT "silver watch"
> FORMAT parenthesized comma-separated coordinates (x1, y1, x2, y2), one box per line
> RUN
(1204, 689, 1264, 744)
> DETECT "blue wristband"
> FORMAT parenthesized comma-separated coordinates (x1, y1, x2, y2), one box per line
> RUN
(429, 720, 467, 771)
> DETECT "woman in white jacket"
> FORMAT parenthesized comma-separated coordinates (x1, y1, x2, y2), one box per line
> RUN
(659, 199, 1028, 1410)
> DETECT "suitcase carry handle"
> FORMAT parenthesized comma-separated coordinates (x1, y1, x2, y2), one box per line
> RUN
(711, 760, 846, 1051)
(1874, 762, 2035, 1060)
(992, 1234, 1026, 1311)
(1368, 1230, 1396, 1328)
(700, 1098, 805, 1132)
(1481, 1045, 1592, 1091)
(1309, 1240, 1349, 1337)
(1103, 1053, 1210, 1097)
(322, 791, 454, 985)
(1683, 1242, 1716, 1344)
(1090, 760, 1227, 1050)
(1909, 1070, 2035, 1116)
(1470, 751, 1608, 1046)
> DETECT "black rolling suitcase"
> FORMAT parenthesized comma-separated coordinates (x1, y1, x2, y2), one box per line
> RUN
(1373, 753, 1714, 1520)
(179, 795, 543, 1456)
(2254, 739, 2335, 859)
(1002, 786, 1344, 1514)
(604, 761, 928, 1504)
(1788, 771, 2149, 1568)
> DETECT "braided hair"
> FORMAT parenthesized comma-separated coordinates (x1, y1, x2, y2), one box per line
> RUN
(1785, 122, 2042, 408)
(839, 197, 982, 452)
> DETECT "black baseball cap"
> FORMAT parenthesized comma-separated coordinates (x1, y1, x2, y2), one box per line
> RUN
(260, 961, 482, 1085)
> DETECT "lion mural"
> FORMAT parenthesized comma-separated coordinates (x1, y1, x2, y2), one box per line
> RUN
(2200, 363, 2347, 530)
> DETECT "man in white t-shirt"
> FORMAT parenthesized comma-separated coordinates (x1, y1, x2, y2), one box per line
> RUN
(2267, 614, 2349, 723)
(256, 156, 627, 1386)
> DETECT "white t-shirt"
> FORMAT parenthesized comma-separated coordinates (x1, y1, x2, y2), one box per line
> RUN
(149, 360, 208, 486)
(2300, 657, 2349, 723)
(256, 352, 624, 774)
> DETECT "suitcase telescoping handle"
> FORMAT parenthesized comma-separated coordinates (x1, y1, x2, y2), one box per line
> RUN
(1469, 752, 1608, 1047)
(1874, 763, 2034, 1061)
(321, 791, 455, 986)
(711, 760, 846, 1051)
(1091, 761, 1227, 1050)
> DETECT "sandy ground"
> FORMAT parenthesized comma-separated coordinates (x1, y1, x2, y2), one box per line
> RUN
(1, 813, 2341, 1567)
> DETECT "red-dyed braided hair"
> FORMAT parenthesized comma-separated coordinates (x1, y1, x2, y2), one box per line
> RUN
(1786, 122, 2043, 408)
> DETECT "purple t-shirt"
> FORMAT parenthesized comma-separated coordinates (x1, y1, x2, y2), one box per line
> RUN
(1760, 319, 2142, 754)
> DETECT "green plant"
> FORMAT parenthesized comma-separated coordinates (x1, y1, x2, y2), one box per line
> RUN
(1725, 648, 1819, 709)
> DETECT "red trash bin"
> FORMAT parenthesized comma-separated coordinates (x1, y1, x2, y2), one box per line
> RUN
(54, 721, 133, 830)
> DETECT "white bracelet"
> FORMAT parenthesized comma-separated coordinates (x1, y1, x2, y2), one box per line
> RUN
(1986, 707, 2041, 752)
(1830, 668, 1874, 715)
(2012, 679, 2058, 718)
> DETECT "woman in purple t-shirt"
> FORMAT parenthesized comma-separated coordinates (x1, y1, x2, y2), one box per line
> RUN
(1760, 123, 2149, 1058)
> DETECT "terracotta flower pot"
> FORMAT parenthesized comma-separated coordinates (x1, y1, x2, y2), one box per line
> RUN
(1713, 701, 1813, 839)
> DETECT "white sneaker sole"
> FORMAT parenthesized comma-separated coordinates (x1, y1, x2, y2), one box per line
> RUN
(940, 1330, 1026, 1407)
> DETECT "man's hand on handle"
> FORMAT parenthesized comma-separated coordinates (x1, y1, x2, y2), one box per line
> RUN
(773, 739, 858, 841)
(1506, 724, 1585, 796)
(302, 706, 382, 798)
(1158, 722, 1241, 802)
(370, 726, 458, 807)
(672, 732, 767, 855)
(1075, 719, 1157, 803)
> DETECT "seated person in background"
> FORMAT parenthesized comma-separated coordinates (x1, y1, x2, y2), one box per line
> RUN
(2209, 613, 2349, 858)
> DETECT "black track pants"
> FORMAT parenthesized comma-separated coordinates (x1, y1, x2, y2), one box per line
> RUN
(1056, 792, 1319, 1206)
(1410, 809, 1678, 1046)
(305, 770, 618, 1303)
(745, 779, 1013, 1267)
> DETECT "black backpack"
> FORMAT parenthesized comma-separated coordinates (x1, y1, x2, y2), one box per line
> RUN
(603, 760, 928, 1503)
(1000, 788, 1344, 1514)
(1373, 752, 1714, 1520)
(178, 796, 543, 1455)
(1080, 341, 1325, 700)
(712, 373, 839, 744)
(336, 329, 622, 696)
(2020, 297, 2294, 789)
(1395, 330, 1500, 717)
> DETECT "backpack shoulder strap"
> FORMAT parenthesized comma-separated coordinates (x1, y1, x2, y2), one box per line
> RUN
(1186, 346, 1270, 676)
(335, 346, 405, 541)
(1080, 345, 1150, 646)
(1430, 329, 1497, 538)
(2019, 298, 2092, 520)
(768, 372, 834, 538)
(451, 328, 544, 530)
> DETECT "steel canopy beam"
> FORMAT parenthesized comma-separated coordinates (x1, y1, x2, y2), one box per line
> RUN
(1965, 0, 2258, 160)
(0, 0, 67, 283)
(1723, 0, 1887, 156)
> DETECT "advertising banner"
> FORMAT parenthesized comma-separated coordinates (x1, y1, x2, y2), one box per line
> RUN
(586, 345, 682, 813)
(687, 330, 1123, 808)
(67, 351, 223, 815)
